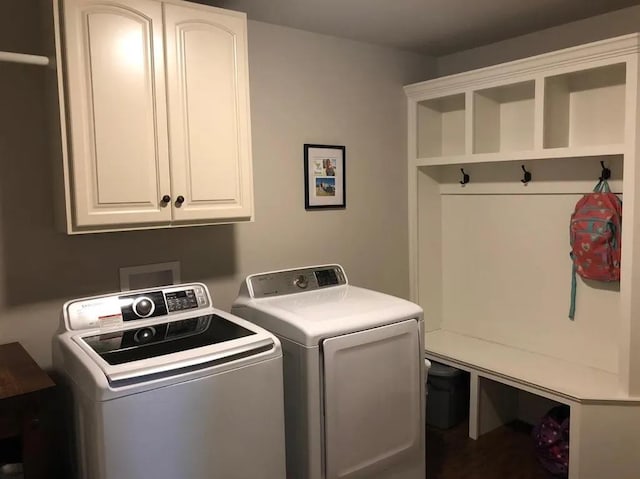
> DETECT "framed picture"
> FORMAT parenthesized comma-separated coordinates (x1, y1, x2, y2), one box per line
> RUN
(304, 144, 346, 209)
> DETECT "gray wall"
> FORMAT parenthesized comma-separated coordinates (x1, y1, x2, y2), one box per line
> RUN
(6, 0, 637, 369)
(0, 2, 434, 367)
(437, 4, 640, 76)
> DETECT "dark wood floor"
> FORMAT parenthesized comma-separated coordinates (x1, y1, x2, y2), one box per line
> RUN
(427, 421, 551, 479)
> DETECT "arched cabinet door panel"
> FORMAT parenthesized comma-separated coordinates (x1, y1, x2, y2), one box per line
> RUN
(62, 0, 172, 228)
(164, 3, 254, 223)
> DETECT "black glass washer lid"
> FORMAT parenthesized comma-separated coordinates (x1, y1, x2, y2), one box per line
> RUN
(82, 314, 256, 365)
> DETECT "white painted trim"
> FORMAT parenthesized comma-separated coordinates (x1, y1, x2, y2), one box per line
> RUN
(405, 33, 640, 97)
(407, 97, 418, 302)
(414, 144, 626, 167)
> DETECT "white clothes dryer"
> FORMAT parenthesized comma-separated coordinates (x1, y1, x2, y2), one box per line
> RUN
(232, 265, 425, 479)
(53, 283, 286, 479)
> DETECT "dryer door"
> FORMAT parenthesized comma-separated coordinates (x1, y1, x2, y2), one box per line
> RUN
(322, 319, 423, 479)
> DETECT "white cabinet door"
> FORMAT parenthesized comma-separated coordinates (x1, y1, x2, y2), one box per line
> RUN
(322, 319, 424, 479)
(164, 3, 254, 223)
(63, 0, 172, 228)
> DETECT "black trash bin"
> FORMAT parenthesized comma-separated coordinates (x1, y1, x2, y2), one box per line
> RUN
(426, 361, 469, 430)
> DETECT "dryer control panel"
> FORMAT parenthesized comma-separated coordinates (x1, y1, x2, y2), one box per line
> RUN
(248, 265, 347, 298)
(65, 283, 211, 331)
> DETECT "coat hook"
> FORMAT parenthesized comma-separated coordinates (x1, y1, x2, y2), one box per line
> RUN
(459, 168, 470, 185)
(521, 165, 532, 184)
(600, 161, 611, 181)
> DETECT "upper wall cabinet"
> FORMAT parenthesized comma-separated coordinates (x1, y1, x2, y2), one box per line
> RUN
(56, 0, 253, 233)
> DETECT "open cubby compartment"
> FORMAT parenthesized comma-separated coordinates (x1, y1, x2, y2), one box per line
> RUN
(515, 388, 567, 428)
(475, 377, 566, 436)
(472, 80, 535, 154)
(470, 378, 569, 478)
(544, 63, 626, 149)
(417, 94, 465, 158)
(416, 156, 624, 373)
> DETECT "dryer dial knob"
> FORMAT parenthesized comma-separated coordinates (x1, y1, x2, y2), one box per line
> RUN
(133, 297, 155, 318)
(293, 275, 308, 289)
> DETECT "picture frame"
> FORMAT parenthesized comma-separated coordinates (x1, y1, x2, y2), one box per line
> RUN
(304, 144, 346, 209)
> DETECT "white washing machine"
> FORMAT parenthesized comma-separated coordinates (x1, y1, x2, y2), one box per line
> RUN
(232, 265, 425, 479)
(53, 283, 286, 479)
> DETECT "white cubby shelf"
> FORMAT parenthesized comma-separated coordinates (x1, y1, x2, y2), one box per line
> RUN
(414, 144, 626, 167)
(406, 33, 640, 479)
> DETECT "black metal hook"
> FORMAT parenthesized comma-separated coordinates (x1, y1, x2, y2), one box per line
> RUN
(600, 161, 611, 181)
(459, 168, 470, 185)
(521, 165, 532, 184)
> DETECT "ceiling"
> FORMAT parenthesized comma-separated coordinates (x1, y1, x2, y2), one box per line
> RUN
(206, 0, 640, 55)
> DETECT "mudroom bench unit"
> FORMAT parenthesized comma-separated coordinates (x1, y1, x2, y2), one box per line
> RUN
(406, 33, 640, 479)
(425, 331, 640, 479)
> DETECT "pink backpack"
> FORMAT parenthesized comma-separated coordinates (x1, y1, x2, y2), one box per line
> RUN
(569, 179, 622, 319)
(533, 405, 570, 477)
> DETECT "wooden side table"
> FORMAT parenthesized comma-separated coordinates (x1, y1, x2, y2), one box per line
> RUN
(0, 342, 55, 479)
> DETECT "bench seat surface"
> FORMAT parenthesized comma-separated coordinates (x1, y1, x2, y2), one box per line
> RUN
(425, 329, 625, 401)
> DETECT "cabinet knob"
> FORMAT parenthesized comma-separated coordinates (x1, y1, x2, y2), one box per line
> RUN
(175, 195, 185, 206)
(161, 195, 171, 204)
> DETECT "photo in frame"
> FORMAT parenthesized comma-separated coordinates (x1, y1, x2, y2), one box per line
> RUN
(304, 144, 346, 209)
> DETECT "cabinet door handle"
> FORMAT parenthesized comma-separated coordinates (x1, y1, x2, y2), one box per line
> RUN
(161, 195, 171, 204)
(175, 195, 185, 206)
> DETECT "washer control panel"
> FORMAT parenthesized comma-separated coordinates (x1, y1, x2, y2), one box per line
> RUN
(65, 283, 211, 330)
(165, 289, 199, 312)
(248, 265, 347, 298)
(120, 291, 166, 321)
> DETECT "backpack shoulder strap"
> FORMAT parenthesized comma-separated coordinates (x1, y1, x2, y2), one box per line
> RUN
(594, 179, 611, 193)
(569, 260, 577, 320)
